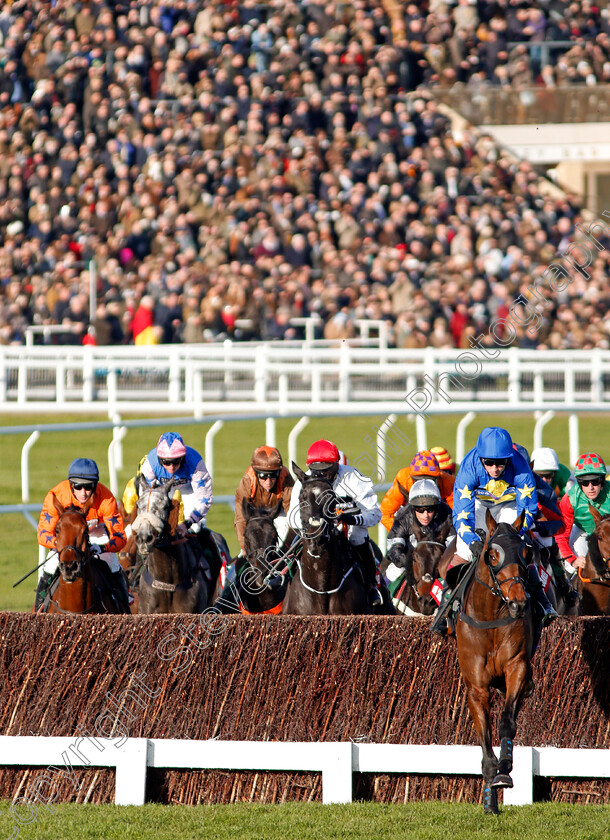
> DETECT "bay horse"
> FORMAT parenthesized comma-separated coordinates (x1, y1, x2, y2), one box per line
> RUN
(282, 465, 374, 615)
(382, 512, 453, 617)
(133, 477, 212, 614)
(577, 506, 610, 615)
(44, 497, 125, 614)
(454, 509, 534, 815)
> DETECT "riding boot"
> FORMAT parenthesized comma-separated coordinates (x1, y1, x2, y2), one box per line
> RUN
(34, 571, 53, 612)
(526, 563, 558, 625)
(353, 540, 382, 606)
(111, 570, 131, 613)
(430, 578, 453, 637)
(550, 561, 580, 609)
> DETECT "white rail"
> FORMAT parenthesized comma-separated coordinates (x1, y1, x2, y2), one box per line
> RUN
(0, 737, 607, 808)
(1, 345, 610, 411)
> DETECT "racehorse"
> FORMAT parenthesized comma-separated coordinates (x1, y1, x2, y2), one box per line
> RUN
(454, 509, 534, 815)
(381, 515, 453, 617)
(133, 477, 212, 614)
(44, 497, 124, 614)
(577, 507, 610, 615)
(227, 499, 292, 614)
(282, 465, 375, 615)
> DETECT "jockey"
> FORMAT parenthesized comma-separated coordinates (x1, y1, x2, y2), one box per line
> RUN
(36, 458, 129, 612)
(530, 447, 575, 500)
(288, 439, 383, 606)
(431, 427, 556, 637)
(385, 479, 454, 586)
(514, 444, 579, 610)
(234, 445, 295, 553)
(380, 450, 455, 531)
(556, 453, 610, 574)
(430, 446, 456, 476)
(124, 432, 220, 584)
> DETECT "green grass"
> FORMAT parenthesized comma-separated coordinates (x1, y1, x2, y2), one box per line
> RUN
(1, 801, 609, 840)
(2, 411, 609, 611)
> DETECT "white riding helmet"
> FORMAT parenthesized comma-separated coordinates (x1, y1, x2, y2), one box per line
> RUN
(530, 447, 559, 472)
(409, 479, 441, 507)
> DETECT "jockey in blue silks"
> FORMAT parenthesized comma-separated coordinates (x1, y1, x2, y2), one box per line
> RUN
(431, 427, 557, 637)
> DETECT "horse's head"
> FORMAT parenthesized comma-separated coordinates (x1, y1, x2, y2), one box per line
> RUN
(588, 506, 610, 578)
(54, 496, 91, 583)
(293, 463, 338, 541)
(484, 509, 529, 619)
(132, 477, 176, 556)
(411, 515, 452, 607)
(242, 498, 283, 569)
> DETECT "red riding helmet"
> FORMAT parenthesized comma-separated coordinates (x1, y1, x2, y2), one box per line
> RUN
(306, 439, 340, 470)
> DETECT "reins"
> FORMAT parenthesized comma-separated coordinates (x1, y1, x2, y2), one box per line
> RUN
(458, 537, 526, 630)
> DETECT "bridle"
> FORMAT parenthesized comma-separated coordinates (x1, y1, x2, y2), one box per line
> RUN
(459, 531, 528, 630)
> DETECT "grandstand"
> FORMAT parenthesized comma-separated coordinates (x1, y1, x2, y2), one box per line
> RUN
(0, 1, 609, 352)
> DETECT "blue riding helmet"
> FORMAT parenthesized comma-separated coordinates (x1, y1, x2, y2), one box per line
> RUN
(68, 458, 99, 482)
(476, 427, 514, 460)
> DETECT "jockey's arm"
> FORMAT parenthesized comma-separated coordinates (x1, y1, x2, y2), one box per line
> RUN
(183, 458, 213, 527)
(342, 470, 382, 528)
(452, 477, 478, 547)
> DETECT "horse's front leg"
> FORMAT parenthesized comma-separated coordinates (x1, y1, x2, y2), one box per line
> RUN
(464, 680, 499, 815)
(493, 657, 532, 788)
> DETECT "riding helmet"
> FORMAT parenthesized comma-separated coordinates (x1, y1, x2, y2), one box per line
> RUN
(574, 453, 606, 478)
(306, 439, 340, 470)
(68, 458, 99, 482)
(476, 427, 513, 460)
(430, 446, 455, 474)
(530, 447, 559, 472)
(409, 479, 441, 507)
(157, 432, 187, 459)
(409, 450, 441, 478)
(251, 445, 282, 470)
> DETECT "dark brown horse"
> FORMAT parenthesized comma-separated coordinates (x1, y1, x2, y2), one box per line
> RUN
(282, 465, 373, 615)
(577, 506, 610, 615)
(217, 499, 292, 614)
(454, 509, 534, 815)
(43, 497, 124, 614)
(382, 514, 453, 617)
(133, 478, 213, 614)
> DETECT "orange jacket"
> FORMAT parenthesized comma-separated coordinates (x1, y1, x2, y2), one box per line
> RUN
(380, 468, 455, 531)
(234, 466, 294, 550)
(37, 480, 126, 553)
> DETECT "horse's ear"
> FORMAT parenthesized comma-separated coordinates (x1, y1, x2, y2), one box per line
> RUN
(397, 481, 409, 501)
(52, 493, 65, 516)
(271, 499, 283, 520)
(511, 510, 525, 533)
(292, 462, 307, 483)
(437, 516, 453, 544)
(242, 497, 256, 521)
(136, 473, 148, 496)
(589, 505, 603, 527)
(485, 508, 497, 537)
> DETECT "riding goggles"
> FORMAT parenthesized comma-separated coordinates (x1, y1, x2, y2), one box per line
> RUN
(578, 477, 603, 487)
(70, 481, 97, 492)
(481, 458, 509, 467)
(536, 471, 556, 481)
(159, 457, 183, 467)
(412, 505, 438, 514)
(255, 470, 280, 481)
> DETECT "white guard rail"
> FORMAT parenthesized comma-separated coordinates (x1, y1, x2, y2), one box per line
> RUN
(0, 737, 608, 808)
(1, 345, 610, 412)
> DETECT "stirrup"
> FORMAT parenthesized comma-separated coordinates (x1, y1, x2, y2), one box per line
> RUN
(369, 586, 383, 607)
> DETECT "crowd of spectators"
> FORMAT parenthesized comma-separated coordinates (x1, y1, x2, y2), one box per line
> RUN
(1, 0, 610, 352)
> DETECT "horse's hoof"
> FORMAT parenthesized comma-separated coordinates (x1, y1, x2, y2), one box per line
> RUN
(491, 773, 513, 789)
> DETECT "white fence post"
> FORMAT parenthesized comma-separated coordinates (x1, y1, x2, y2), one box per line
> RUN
(533, 410, 555, 452)
(455, 411, 476, 464)
(108, 425, 127, 499)
(321, 742, 353, 804)
(569, 413, 580, 468)
(205, 420, 224, 480)
(114, 739, 149, 806)
(21, 431, 40, 503)
(266, 417, 276, 448)
(288, 416, 310, 474)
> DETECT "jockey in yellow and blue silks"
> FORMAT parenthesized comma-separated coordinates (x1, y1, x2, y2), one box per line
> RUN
(452, 427, 538, 559)
(431, 427, 557, 637)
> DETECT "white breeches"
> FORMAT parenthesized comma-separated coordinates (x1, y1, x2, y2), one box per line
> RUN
(455, 500, 519, 562)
